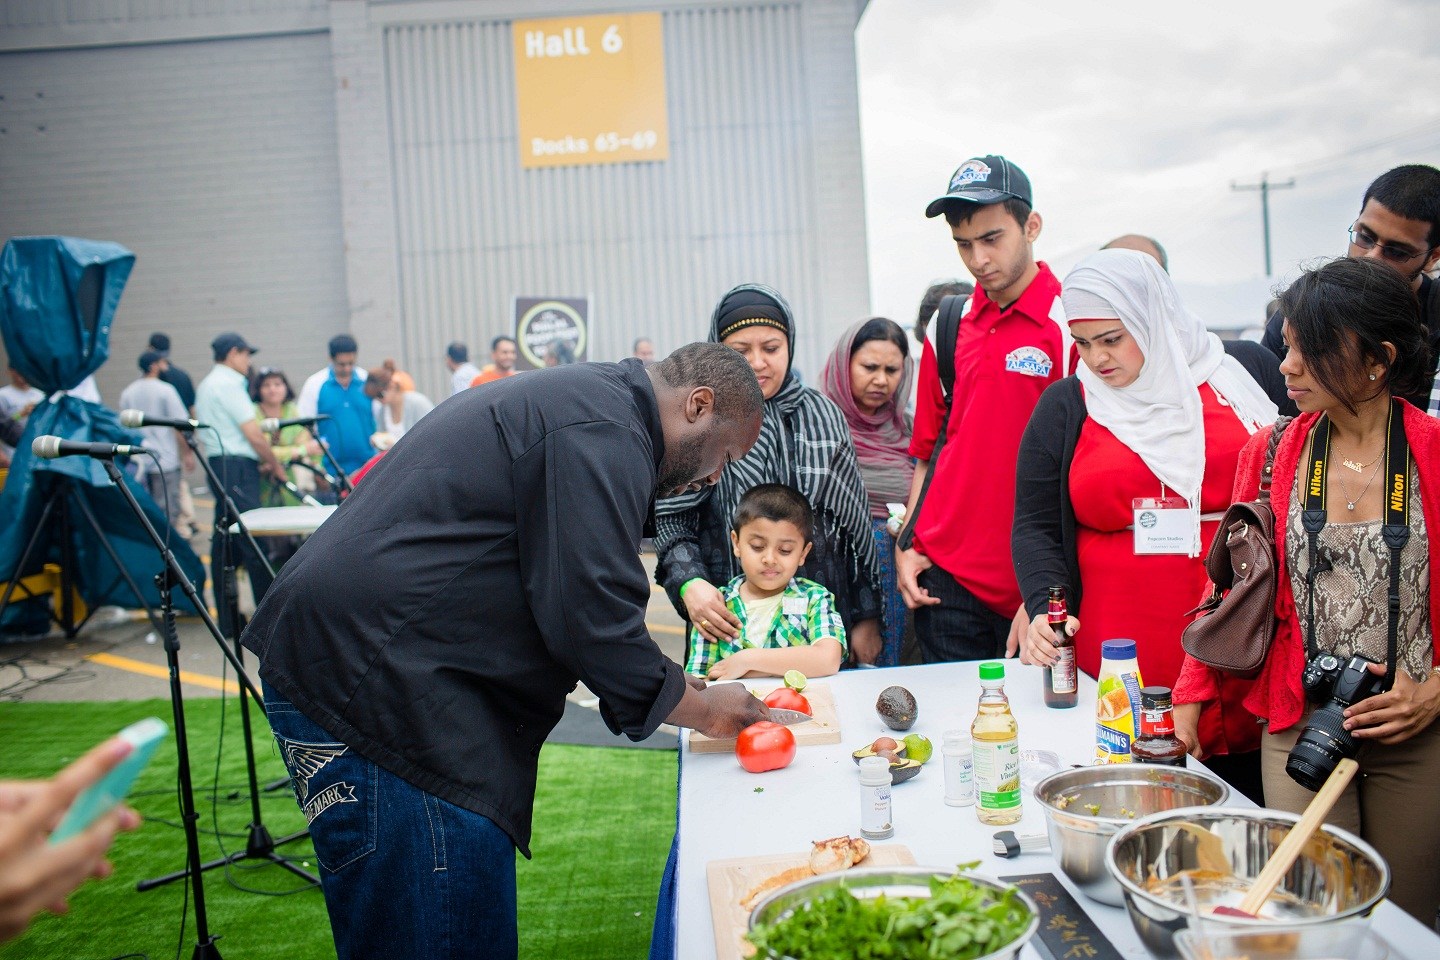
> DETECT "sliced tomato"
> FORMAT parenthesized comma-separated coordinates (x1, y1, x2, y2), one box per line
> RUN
(763, 687, 811, 715)
(735, 721, 797, 773)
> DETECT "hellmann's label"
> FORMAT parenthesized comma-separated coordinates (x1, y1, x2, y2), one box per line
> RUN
(1094, 671, 1143, 764)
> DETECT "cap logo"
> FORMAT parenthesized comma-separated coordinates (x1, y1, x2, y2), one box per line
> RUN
(950, 159, 993, 191)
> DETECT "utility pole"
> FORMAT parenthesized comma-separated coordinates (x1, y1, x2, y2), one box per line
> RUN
(1232, 172, 1295, 276)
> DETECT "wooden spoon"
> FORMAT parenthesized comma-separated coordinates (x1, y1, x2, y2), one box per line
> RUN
(1213, 757, 1359, 918)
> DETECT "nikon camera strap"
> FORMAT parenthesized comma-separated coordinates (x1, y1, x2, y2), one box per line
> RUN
(1302, 403, 1411, 688)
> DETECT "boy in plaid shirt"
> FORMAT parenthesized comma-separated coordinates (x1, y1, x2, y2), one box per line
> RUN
(685, 484, 847, 679)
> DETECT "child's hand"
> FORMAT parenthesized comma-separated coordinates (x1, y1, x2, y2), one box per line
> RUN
(707, 651, 754, 681)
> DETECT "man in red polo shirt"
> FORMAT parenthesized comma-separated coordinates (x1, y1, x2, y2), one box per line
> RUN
(897, 155, 1067, 662)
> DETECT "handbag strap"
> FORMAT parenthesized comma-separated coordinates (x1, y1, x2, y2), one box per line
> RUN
(1255, 415, 1292, 505)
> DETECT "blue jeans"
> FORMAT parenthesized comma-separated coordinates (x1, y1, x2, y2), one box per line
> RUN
(263, 685, 518, 960)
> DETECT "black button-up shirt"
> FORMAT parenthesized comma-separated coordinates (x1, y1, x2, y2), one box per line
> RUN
(242, 359, 687, 856)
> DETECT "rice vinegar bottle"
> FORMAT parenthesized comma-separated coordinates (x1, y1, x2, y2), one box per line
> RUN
(971, 661, 1022, 825)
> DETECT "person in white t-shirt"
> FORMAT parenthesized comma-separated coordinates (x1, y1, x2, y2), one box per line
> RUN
(118, 351, 195, 527)
(444, 342, 480, 396)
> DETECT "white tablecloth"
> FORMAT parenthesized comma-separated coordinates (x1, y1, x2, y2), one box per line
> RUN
(676, 661, 1438, 959)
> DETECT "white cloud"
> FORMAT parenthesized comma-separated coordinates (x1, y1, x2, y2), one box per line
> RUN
(857, 0, 1440, 330)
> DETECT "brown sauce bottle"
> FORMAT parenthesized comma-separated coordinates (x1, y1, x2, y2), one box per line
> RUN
(1132, 686, 1187, 766)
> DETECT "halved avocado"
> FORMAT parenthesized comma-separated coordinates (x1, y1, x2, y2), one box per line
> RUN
(888, 758, 923, 784)
(851, 742, 908, 764)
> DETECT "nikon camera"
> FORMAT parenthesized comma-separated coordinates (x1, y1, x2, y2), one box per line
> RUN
(1286, 654, 1386, 791)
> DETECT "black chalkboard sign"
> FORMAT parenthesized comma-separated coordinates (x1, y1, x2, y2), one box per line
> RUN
(998, 872, 1124, 960)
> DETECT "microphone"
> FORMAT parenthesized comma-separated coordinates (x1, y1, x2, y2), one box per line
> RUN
(120, 409, 207, 432)
(32, 436, 146, 460)
(261, 414, 330, 432)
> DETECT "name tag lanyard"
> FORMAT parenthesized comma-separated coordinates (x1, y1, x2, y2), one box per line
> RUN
(1302, 406, 1410, 686)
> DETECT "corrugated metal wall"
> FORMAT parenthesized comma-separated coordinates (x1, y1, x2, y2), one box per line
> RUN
(383, 3, 834, 396)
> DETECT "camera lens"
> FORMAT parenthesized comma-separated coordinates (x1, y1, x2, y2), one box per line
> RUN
(1286, 703, 1356, 791)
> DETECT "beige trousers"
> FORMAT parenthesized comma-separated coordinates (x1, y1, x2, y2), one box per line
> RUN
(1262, 708, 1440, 924)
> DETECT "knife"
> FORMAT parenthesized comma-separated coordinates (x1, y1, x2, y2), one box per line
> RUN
(766, 708, 814, 726)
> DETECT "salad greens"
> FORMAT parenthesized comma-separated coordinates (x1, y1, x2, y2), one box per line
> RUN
(745, 866, 1032, 959)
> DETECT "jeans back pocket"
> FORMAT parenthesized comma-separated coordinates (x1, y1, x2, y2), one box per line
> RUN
(267, 701, 378, 873)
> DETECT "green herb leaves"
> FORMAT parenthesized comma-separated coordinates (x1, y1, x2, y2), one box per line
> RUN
(745, 867, 1032, 959)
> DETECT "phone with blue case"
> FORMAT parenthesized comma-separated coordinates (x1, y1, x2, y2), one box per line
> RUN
(49, 716, 168, 844)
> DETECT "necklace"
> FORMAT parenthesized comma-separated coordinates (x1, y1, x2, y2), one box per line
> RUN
(1334, 455, 1384, 511)
(1337, 448, 1382, 473)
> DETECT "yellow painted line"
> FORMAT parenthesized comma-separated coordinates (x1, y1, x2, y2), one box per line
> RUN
(647, 622, 686, 637)
(87, 652, 241, 694)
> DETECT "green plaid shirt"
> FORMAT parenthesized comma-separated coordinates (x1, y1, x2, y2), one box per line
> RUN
(684, 576, 847, 676)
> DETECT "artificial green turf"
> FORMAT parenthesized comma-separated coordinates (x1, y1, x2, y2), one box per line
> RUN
(0, 699, 677, 959)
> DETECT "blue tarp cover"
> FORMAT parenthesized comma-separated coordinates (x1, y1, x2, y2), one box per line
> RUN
(1, 237, 204, 635)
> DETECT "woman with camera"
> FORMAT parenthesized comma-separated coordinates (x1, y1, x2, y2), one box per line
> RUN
(1011, 249, 1279, 801)
(1174, 257, 1440, 923)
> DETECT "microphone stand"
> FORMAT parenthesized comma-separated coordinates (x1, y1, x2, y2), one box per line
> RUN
(135, 437, 317, 891)
(298, 426, 353, 497)
(99, 457, 271, 959)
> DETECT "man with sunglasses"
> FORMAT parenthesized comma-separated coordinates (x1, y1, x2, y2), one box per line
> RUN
(1262, 164, 1440, 414)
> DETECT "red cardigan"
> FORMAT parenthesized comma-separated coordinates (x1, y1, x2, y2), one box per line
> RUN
(1175, 401, 1440, 734)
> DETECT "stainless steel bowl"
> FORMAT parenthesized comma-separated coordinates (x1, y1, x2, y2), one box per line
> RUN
(1033, 765, 1229, 906)
(1105, 807, 1390, 957)
(747, 866, 1039, 960)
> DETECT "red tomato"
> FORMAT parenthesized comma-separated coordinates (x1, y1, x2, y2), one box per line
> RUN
(763, 688, 812, 715)
(735, 721, 797, 773)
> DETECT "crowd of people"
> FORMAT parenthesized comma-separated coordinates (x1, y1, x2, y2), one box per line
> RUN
(5, 153, 1440, 950)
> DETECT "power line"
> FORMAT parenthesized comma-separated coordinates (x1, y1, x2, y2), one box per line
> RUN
(1266, 117, 1440, 179)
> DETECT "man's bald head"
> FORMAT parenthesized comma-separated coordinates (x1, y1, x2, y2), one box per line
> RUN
(649, 342, 764, 496)
(1102, 234, 1168, 272)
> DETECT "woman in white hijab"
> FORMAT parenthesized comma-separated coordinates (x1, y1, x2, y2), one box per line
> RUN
(1010, 248, 1279, 800)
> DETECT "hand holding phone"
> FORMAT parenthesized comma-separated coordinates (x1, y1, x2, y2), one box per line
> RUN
(0, 724, 153, 944)
(49, 717, 166, 844)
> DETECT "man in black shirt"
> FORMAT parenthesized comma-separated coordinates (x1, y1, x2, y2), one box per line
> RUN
(242, 342, 768, 960)
(148, 333, 196, 412)
(1261, 165, 1440, 414)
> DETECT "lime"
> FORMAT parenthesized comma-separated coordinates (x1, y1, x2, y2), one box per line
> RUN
(902, 734, 934, 764)
(782, 670, 807, 692)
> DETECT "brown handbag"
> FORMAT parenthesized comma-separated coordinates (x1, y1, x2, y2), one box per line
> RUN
(1180, 417, 1292, 679)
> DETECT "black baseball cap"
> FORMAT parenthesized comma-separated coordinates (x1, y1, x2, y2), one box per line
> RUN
(138, 349, 166, 373)
(925, 155, 1033, 218)
(211, 332, 258, 361)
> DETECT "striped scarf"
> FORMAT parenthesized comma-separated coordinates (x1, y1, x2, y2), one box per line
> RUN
(653, 283, 880, 618)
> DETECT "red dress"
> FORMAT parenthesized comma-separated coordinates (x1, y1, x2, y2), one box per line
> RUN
(1068, 384, 1259, 755)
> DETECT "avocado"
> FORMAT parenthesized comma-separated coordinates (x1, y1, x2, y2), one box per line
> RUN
(875, 685, 918, 731)
(887, 758, 923, 784)
(851, 742, 908, 764)
(849, 744, 921, 783)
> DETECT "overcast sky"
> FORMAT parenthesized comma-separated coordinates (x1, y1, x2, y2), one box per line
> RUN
(855, 0, 1440, 332)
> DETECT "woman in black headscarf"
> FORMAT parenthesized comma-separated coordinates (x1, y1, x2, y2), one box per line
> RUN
(654, 284, 884, 663)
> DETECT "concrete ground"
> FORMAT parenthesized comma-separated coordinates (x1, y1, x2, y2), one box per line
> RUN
(0, 484, 688, 749)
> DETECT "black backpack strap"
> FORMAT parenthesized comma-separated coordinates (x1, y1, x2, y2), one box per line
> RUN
(935, 293, 967, 401)
(896, 294, 968, 550)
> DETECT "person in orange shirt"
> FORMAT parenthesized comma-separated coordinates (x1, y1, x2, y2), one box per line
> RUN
(470, 336, 519, 388)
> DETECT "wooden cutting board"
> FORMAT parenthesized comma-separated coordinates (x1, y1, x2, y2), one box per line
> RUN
(706, 843, 916, 960)
(688, 682, 841, 753)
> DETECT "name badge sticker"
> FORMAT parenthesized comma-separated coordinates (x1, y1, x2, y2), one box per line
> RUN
(1132, 497, 1194, 555)
(782, 596, 808, 617)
